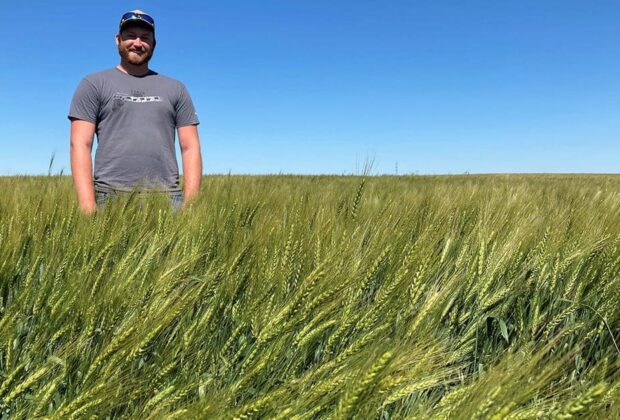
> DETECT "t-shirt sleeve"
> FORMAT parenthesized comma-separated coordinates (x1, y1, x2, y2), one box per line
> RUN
(68, 78, 99, 123)
(174, 83, 200, 127)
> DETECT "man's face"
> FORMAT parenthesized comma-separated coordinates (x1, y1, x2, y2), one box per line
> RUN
(116, 25, 155, 65)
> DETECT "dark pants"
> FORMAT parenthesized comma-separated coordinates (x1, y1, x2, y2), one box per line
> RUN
(95, 190, 183, 211)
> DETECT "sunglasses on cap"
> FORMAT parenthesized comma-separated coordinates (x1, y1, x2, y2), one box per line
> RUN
(119, 12, 155, 30)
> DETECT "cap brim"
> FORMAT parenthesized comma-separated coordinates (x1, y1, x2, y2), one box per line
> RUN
(119, 20, 154, 32)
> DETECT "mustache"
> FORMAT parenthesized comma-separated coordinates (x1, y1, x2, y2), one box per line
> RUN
(117, 44, 154, 64)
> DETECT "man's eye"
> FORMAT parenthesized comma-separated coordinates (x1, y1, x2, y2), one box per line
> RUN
(125, 35, 150, 42)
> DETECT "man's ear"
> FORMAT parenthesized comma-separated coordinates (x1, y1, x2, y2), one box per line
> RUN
(115, 33, 121, 46)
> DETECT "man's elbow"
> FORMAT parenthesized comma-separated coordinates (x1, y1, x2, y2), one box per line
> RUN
(180, 139, 201, 154)
(70, 138, 93, 153)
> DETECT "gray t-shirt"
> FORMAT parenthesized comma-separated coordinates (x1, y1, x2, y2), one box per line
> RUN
(68, 67, 199, 193)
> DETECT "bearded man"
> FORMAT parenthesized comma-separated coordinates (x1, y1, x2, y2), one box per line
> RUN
(68, 10, 202, 214)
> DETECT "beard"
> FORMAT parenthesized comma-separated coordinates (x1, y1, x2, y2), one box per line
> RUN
(118, 43, 154, 66)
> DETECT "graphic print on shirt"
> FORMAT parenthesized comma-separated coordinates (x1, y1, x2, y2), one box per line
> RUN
(111, 89, 163, 112)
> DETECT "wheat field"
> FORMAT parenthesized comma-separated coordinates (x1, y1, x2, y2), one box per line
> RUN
(0, 174, 619, 418)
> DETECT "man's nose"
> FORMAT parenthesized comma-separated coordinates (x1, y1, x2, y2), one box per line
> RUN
(131, 37, 146, 47)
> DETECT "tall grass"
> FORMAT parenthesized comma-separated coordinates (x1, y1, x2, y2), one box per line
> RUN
(0, 174, 619, 418)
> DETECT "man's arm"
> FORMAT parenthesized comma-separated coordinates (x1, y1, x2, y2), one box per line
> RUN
(70, 119, 96, 214)
(178, 124, 202, 204)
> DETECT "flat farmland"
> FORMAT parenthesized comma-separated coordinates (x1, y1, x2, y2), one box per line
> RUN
(0, 174, 619, 418)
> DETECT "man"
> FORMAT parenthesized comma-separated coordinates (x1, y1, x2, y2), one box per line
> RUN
(69, 10, 202, 214)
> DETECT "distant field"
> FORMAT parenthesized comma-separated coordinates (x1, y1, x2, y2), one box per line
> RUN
(0, 174, 619, 418)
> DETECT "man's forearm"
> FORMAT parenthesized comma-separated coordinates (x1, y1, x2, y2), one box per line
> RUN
(181, 147, 202, 202)
(71, 143, 96, 213)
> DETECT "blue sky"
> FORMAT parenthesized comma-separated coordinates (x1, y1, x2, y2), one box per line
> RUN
(1, 0, 619, 175)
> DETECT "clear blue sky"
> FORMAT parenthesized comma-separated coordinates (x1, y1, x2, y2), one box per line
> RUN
(1, 1, 619, 175)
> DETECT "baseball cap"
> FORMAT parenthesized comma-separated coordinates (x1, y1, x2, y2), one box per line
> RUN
(119, 10, 155, 33)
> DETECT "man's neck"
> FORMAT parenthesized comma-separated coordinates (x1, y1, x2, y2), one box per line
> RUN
(117, 62, 150, 76)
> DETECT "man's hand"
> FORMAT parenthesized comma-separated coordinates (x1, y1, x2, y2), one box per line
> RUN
(178, 124, 202, 205)
(70, 119, 97, 214)
(80, 201, 98, 215)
